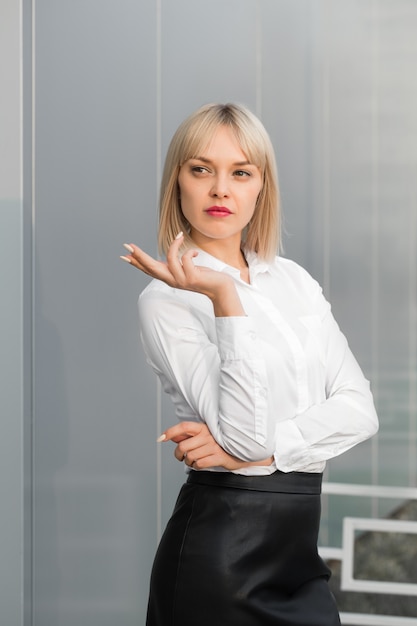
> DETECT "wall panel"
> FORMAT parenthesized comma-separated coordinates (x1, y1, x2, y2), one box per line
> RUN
(2, 0, 416, 622)
(33, 1, 158, 624)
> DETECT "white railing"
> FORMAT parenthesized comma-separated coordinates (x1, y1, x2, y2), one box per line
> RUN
(319, 482, 417, 626)
(338, 614, 417, 625)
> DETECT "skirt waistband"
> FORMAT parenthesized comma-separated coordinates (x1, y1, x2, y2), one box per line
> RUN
(187, 469, 322, 494)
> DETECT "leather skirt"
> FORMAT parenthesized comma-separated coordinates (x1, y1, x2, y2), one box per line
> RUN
(146, 470, 340, 626)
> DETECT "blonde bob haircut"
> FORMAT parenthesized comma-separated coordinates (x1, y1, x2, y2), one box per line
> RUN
(158, 103, 281, 262)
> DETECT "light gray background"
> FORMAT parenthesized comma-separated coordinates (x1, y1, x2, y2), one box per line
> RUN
(1, 1, 416, 624)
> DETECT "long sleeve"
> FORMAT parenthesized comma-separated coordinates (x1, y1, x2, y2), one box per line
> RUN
(138, 285, 270, 460)
(274, 275, 379, 472)
(137, 252, 379, 474)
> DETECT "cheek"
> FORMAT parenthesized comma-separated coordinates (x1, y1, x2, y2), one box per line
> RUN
(246, 185, 262, 210)
(179, 189, 196, 216)
(178, 189, 199, 225)
(178, 178, 200, 203)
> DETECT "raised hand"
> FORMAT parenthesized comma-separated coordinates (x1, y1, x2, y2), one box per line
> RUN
(120, 233, 245, 317)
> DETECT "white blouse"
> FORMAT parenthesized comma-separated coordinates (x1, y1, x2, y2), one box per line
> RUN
(138, 249, 378, 475)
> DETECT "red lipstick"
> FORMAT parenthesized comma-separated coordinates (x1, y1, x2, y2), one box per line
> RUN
(205, 206, 232, 217)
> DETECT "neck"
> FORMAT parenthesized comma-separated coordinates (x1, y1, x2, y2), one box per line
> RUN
(190, 235, 247, 271)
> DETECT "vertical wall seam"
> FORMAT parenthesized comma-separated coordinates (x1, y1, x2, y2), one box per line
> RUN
(320, 0, 331, 546)
(155, 0, 162, 542)
(370, 0, 380, 510)
(20, 0, 33, 622)
(321, 0, 331, 299)
(408, 108, 417, 487)
(255, 0, 262, 118)
(19, 1, 24, 203)
(30, 0, 36, 622)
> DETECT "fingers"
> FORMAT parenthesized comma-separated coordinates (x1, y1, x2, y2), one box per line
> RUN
(180, 247, 199, 268)
(120, 234, 196, 288)
(129, 245, 162, 275)
(165, 231, 184, 269)
(120, 243, 175, 284)
(174, 429, 218, 467)
(157, 422, 216, 468)
(165, 234, 200, 288)
(157, 421, 240, 470)
(121, 236, 214, 297)
(162, 421, 207, 443)
(176, 443, 219, 469)
(120, 243, 156, 273)
(173, 434, 209, 460)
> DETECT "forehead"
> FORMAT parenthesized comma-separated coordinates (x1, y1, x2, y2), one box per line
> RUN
(196, 126, 249, 161)
(183, 123, 263, 169)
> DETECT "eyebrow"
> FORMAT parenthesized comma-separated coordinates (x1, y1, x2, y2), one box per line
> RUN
(192, 156, 254, 167)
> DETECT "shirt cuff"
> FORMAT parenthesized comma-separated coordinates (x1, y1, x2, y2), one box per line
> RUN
(215, 316, 260, 359)
(274, 418, 310, 472)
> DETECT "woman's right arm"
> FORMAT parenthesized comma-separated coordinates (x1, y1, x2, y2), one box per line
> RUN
(123, 237, 274, 462)
(138, 284, 273, 462)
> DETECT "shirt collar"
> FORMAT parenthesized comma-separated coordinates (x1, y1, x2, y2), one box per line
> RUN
(191, 248, 273, 280)
(244, 249, 271, 278)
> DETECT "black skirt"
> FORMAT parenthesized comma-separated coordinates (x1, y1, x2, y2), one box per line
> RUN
(146, 470, 340, 626)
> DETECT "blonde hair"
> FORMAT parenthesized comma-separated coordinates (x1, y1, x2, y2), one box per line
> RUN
(158, 103, 281, 261)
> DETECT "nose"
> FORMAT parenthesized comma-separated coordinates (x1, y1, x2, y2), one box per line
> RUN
(210, 174, 230, 198)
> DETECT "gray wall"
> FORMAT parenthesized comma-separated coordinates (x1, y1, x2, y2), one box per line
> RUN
(1, 0, 417, 624)
(0, 1, 32, 624)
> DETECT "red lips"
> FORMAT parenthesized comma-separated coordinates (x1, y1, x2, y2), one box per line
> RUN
(205, 206, 232, 216)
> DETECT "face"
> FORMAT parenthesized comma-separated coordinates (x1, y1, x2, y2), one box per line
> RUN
(177, 125, 263, 252)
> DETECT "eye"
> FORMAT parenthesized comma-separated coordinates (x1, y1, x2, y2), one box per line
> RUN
(191, 165, 210, 175)
(234, 169, 251, 177)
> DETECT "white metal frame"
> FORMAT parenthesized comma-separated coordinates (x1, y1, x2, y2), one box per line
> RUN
(338, 613, 417, 625)
(341, 516, 417, 596)
(319, 481, 417, 626)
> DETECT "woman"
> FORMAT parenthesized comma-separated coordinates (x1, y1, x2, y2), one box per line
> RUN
(120, 103, 378, 626)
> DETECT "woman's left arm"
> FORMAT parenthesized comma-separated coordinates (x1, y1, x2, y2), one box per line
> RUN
(274, 279, 379, 472)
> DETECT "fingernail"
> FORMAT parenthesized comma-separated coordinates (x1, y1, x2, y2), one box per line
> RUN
(156, 433, 166, 443)
(175, 231, 184, 240)
(123, 243, 134, 253)
(120, 256, 132, 264)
